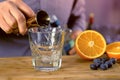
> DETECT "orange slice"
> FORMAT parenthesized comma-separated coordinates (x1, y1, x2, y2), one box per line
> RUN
(75, 30, 106, 60)
(106, 42, 120, 59)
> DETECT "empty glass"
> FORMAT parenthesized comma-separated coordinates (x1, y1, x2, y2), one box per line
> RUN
(28, 26, 65, 71)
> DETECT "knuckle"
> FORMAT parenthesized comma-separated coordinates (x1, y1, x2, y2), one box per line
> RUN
(17, 14, 26, 23)
(9, 19, 17, 27)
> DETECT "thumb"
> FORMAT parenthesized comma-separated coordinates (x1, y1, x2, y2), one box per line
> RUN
(68, 47, 76, 55)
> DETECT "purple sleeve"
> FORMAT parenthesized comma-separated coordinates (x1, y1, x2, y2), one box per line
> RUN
(67, 0, 86, 31)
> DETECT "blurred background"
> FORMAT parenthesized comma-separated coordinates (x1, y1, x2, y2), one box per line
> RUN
(64, 0, 120, 55)
(85, 0, 120, 44)
(85, 0, 120, 25)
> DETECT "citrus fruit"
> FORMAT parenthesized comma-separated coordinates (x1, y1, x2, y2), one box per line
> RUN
(75, 30, 106, 60)
(106, 42, 120, 59)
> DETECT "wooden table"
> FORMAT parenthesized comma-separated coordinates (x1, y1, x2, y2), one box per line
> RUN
(0, 55, 120, 80)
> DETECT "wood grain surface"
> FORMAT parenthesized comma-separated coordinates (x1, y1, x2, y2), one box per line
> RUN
(0, 55, 120, 80)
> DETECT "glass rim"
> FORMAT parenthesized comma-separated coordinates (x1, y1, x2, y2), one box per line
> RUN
(28, 27, 64, 34)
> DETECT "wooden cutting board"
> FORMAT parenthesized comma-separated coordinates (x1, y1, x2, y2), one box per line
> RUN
(0, 55, 120, 80)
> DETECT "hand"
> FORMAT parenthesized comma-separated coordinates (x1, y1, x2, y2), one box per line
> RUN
(0, 0, 35, 35)
(68, 30, 83, 55)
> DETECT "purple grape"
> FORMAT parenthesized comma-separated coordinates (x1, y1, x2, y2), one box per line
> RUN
(90, 63, 98, 70)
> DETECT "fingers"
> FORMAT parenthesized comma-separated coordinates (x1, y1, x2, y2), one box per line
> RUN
(11, 0, 35, 18)
(19, 1, 35, 18)
(3, 10, 17, 30)
(10, 5, 27, 35)
(0, 0, 35, 35)
(0, 16, 13, 34)
(9, 0, 35, 34)
(68, 47, 76, 55)
(71, 30, 82, 40)
(68, 30, 83, 55)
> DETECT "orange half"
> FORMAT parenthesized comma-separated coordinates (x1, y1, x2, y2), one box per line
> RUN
(106, 42, 120, 59)
(75, 30, 106, 60)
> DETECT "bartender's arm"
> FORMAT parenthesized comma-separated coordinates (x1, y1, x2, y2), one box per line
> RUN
(68, 0, 86, 55)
